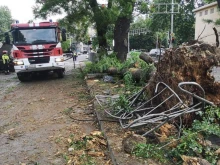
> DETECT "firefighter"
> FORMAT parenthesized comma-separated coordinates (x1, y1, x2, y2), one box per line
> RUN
(73, 51, 78, 62)
(2, 50, 10, 74)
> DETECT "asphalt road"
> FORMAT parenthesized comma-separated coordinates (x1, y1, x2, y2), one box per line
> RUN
(63, 53, 89, 75)
(0, 53, 105, 164)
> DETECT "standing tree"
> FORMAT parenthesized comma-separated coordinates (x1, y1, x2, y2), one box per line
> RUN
(0, 6, 13, 41)
(204, 0, 220, 7)
(33, 0, 137, 62)
(33, 0, 117, 55)
(113, 0, 135, 62)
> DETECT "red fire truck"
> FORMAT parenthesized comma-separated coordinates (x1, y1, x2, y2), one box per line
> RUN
(8, 21, 66, 81)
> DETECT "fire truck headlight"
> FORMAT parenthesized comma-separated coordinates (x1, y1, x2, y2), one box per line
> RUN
(14, 60, 24, 65)
(55, 57, 64, 62)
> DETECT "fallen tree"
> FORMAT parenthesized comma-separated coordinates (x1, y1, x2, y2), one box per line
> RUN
(92, 42, 220, 165)
(147, 42, 220, 107)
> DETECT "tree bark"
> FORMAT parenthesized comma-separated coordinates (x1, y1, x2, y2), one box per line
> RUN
(96, 25, 108, 49)
(114, 16, 130, 62)
(89, 0, 108, 50)
(139, 52, 154, 64)
(213, 27, 219, 47)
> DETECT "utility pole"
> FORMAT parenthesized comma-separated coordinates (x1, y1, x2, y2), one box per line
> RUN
(70, 36, 72, 49)
(128, 32, 130, 53)
(127, 1, 179, 52)
(146, 1, 179, 48)
(170, 0, 174, 48)
(156, 34, 158, 49)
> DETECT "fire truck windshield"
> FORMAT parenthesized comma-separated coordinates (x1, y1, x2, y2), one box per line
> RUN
(12, 28, 57, 45)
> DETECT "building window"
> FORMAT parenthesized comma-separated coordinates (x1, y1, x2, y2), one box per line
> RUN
(205, 10, 208, 15)
(210, 8, 214, 14)
(199, 11, 202, 16)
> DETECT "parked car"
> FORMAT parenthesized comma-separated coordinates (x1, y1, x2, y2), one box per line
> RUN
(149, 48, 165, 56)
(83, 50, 88, 54)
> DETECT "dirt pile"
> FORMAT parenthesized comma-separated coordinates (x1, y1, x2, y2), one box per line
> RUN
(147, 42, 220, 107)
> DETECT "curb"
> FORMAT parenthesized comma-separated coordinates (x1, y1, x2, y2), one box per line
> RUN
(92, 102, 118, 165)
(79, 67, 119, 165)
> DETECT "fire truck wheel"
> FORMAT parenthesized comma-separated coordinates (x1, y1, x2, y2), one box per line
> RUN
(17, 73, 31, 82)
(57, 70, 64, 78)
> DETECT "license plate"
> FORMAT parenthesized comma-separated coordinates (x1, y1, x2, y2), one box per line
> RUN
(29, 64, 36, 68)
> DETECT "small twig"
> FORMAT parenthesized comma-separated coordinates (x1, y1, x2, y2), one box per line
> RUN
(197, 25, 206, 40)
(158, 138, 180, 150)
(70, 115, 118, 122)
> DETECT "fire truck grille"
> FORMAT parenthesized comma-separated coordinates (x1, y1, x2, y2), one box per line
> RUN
(28, 56, 50, 64)
(20, 49, 52, 56)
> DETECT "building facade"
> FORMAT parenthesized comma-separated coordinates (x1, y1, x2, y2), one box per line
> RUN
(193, 2, 220, 45)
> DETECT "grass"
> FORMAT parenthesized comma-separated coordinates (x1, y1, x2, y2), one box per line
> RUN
(6, 86, 16, 93)
(63, 107, 73, 115)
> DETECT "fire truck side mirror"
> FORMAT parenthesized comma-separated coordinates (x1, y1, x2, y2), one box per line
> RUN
(61, 29, 67, 41)
(5, 32, 11, 44)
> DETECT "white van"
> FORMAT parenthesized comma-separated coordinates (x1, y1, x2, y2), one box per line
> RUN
(149, 48, 165, 56)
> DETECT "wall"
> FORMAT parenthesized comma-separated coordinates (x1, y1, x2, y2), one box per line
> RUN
(194, 2, 220, 45)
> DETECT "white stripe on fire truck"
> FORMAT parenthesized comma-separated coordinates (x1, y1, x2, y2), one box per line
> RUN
(29, 23, 34, 27)
(31, 45, 37, 50)
(35, 23, 39, 27)
(37, 45, 43, 49)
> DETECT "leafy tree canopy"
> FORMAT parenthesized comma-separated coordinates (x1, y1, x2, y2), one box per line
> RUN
(129, 17, 155, 51)
(34, 0, 138, 62)
(144, 0, 195, 46)
(33, 0, 119, 44)
(204, 0, 216, 3)
(0, 6, 13, 41)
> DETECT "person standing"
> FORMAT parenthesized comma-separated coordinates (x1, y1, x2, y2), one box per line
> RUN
(2, 50, 10, 74)
(73, 51, 77, 62)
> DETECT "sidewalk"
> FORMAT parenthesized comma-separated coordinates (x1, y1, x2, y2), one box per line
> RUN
(85, 79, 150, 165)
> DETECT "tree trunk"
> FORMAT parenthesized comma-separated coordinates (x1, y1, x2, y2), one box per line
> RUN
(114, 17, 130, 62)
(96, 24, 108, 49)
(89, 0, 108, 51)
(139, 52, 154, 64)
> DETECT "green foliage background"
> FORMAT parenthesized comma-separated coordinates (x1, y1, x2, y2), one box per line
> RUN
(0, 6, 13, 41)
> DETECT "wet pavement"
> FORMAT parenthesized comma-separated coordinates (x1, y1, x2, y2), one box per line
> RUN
(0, 54, 92, 165)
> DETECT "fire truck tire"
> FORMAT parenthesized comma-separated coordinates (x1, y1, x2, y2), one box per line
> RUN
(17, 73, 31, 82)
(57, 70, 64, 78)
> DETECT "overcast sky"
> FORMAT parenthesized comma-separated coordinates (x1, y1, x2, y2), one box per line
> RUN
(0, 0, 108, 23)
(0, 0, 65, 23)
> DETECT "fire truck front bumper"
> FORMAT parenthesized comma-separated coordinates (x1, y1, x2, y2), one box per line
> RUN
(14, 62, 65, 73)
